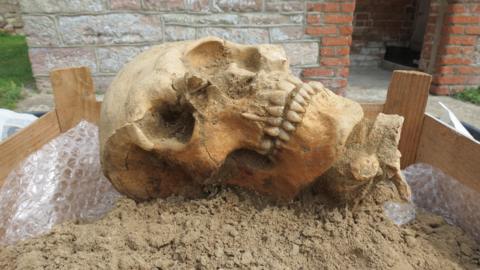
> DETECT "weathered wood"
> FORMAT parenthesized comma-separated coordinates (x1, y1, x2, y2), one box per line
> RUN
(0, 111, 61, 185)
(84, 100, 102, 125)
(50, 67, 96, 132)
(416, 114, 480, 193)
(361, 103, 384, 119)
(383, 70, 432, 168)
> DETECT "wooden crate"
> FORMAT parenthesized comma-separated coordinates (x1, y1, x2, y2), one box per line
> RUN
(0, 67, 478, 194)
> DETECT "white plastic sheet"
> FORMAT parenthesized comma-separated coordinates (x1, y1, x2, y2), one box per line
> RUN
(404, 163, 480, 241)
(0, 109, 37, 141)
(0, 121, 121, 245)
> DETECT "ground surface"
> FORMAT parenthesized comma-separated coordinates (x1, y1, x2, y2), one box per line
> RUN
(0, 186, 478, 270)
(347, 67, 480, 128)
(0, 33, 34, 110)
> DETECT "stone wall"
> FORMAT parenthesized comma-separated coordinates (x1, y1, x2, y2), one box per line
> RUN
(0, 0, 23, 34)
(350, 0, 416, 66)
(420, 0, 480, 95)
(20, 0, 354, 95)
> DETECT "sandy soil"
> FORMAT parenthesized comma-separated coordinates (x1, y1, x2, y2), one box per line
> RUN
(0, 185, 478, 270)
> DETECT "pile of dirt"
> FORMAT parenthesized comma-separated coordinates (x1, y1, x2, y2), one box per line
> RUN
(0, 185, 479, 270)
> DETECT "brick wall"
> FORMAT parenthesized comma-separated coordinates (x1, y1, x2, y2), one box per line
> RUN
(303, 1, 355, 94)
(350, 0, 416, 66)
(0, 0, 23, 34)
(20, 0, 354, 95)
(420, 0, 480, 95)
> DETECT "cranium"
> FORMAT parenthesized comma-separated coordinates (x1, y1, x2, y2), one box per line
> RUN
(100, 37, 410, 201)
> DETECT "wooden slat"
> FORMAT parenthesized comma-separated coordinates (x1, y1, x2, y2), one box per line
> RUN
(84, 100, 102, 125)
(0, 111, 61, 185)
(361, 103, 384, 119)
(383, 70, 432, 168)
(416, 114, 480, 193)
(50, 67, 96, 132)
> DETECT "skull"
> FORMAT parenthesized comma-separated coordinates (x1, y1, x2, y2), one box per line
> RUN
(100, 37, 364, 200)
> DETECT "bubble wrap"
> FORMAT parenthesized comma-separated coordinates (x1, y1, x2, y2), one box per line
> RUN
(0, 121, 121, 246)
(404, 163, 480, 241)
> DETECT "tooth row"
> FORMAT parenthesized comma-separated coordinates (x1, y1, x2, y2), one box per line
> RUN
(252, 81, 318, 154)
(262, 82, 318, 152)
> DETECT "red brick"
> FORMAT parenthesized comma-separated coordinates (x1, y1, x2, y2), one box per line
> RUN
(430, 85, 450, 95)
(473, 4, 480, 13)
(443, 25, 464, 34)
(465, 26, 480, 35)
(320, 57, 350, 66)
(322, 36, 351, 46)
(325, 15, 353, 24)
(302, 67, 335, 77)
(336, 47, 350, 55)
(444, 36, 476, 45)
(339, 25, 353, 35)
(320, 47, 335, 56)
(436, 66, 454, 74)
(307, 3, 322, 12)
(341, 3, 355, 13)
(448, 15, 480, 24)
(323, 3, 341, 12)
(442, 46, 475, 55)
(448, 4, 466, 13)
(305, 26, 337, 36)
(438, 57, 472, 65)
(433, 75, 468, 85)
(338, 67, 349, 78)
(306, 14, 321, 24)
(457, 66, 480, 74)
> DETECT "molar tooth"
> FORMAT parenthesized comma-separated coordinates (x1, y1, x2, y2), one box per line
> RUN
(290, 101, 306, 113)
(282, 121, 295, 131)
(298, 88, 312, 100)
(268, 91, 287, 105)
(260, 139, 273, 150)
(278, 129, 290, 141)
(303, 83, 315, 95)
(266, 106, 284, 117)
(287, 111, 302, 123)
(278, 81, 296, 92)
(267, 117, 282, 126)
(241, 113, 265, 122)
(287, 76, 303, 85)
(264, 127, 280, 137)
(293, 94, 306, 105)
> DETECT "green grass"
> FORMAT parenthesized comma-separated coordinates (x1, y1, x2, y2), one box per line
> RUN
(452, 86, 480, 105)
(0, 32, 34, 109)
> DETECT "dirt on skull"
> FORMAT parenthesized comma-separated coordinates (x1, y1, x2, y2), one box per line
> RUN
(0, 186, 478, 270)
(100, 37, 409, 203)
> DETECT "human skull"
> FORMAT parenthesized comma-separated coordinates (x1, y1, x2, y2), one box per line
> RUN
(99, 37, 366, 200)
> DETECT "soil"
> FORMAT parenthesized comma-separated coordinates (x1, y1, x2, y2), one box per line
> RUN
(0, 185, 478, 270)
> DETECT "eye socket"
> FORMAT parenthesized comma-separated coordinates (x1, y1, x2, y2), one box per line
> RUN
(137, 102, 195, 145)
(157, 104, 195, 143)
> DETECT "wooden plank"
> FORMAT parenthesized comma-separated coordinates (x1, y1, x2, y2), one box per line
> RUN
(84, 100, 102, 125)
(416, 114, 480, 193)
(383, 70, 432, 168)
(50, 67, 96, 132)
(0, 111, 61, 186)
(361, 103, 384, 119)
